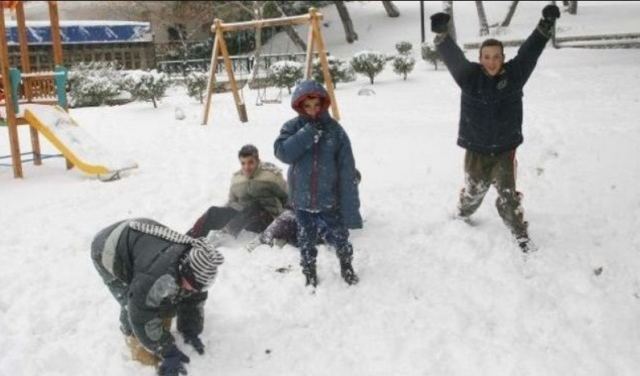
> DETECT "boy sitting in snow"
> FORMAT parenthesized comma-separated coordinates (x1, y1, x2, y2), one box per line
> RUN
(274, 80, 362, 287)
(431, 5, 560, 253)
(187, 144, 288, 244)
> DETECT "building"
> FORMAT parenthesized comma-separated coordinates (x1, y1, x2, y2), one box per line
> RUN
(5, 20, 155, 71)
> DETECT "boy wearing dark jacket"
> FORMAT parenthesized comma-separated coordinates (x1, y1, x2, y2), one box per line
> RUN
(431, 5, 560, 253)
(91, 219, 224, 376)
(274, 80, 362, 287)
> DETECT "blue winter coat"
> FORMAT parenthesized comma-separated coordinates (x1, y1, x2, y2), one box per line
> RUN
(274, 80, 362, 229)
(437, 26, 550, 155)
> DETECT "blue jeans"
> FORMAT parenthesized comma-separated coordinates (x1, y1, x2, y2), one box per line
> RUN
(296, 210, 353, 268)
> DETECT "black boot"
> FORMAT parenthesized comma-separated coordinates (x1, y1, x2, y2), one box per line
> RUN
(303, 264, 318, 287)
(339, 258, 359, 285)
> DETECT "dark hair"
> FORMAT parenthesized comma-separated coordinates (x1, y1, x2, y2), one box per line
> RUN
(479, 39, 504, 56)
(238, 144, 259, 159)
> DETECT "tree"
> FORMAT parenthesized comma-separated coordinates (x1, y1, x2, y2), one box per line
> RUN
(311, 56, 356, 88)
(272, 1, 307, 51)
(475, 1, 490, 36)
(500, 1, 519, 27)
(185, 70, 208, 103)
(334, 1, 358, 43)
(392, 55, 415, 80)
(382, 1, 400, 17)
(442, 1, 457, 42)
(268, 61, 304, 94)
(124, 70, 171, 108)
(350, 51, 387, 84)
(108, 2, 234, 62)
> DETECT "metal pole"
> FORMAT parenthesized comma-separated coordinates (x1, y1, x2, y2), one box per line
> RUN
(420, 1, 426, 43)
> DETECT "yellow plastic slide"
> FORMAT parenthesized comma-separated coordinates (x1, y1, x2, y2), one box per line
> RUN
(23, 104, 138, 180)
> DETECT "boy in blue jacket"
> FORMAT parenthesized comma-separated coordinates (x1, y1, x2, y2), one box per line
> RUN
(274, 80, 362, 287)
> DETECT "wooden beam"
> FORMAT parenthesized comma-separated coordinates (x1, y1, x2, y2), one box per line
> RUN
(0, 8, 23, 178)
(311, 9, 340, 120)
(304, 17, 316, 80)
(212, 13, 319, 33)
(48, 0, 63, 66)
(202, 26, 221, 126)
(48, 0, 72, 169)
(16, 1, 42, 165)
(217, 28, 247, 123)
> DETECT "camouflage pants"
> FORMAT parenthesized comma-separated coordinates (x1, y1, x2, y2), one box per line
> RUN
(458, 149, 529, 240)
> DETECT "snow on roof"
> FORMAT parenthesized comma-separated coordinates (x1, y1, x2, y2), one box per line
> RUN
(4, 20, 152, 45)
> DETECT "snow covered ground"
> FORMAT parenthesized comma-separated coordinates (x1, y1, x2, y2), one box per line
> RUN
(2, 2, 640, 376)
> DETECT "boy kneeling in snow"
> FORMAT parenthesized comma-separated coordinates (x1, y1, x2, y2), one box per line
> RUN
(431, 5, 560, 253)
(91, 219, 223, 376)
(274, 80, 362, 287)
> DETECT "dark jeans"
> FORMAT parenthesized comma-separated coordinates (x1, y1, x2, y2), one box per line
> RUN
(187, 206, 274, 238)
(296, 210, 353, 268)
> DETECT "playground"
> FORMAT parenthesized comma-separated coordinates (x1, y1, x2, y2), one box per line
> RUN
(1, 1, 640, 375)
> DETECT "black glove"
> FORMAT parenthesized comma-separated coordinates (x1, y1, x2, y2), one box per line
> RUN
(430, 13, 451, 34)
(158, 345, 190, 376)
(184, 335, 205, 355)
(542, 5, 560, 21)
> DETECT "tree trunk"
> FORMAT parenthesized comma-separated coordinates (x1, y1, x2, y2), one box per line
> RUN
(273, 1, 307, 51)
(475, 1, 490, 36)
(152, 96, 157, 108)
(382, 1, 400, 17)
(335, 1, 358, 43)
(500, 1, 519, 27)
(567, 1, 578, 15)
(442, 1, 457, 42)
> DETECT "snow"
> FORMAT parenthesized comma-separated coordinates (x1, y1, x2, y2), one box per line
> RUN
(2, 2, 640, 376)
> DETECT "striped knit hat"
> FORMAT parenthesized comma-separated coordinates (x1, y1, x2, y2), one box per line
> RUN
(128, 221, 224, 291)
(182, 239, 224, 290)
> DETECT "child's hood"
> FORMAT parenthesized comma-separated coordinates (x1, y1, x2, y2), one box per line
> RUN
(291, 80, 332, 120)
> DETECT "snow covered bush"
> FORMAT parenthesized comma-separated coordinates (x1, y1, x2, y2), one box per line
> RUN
(123, 70, 171, 108)
(392, 55, 416, 81)
(185, 70, 208, 103)
(68, 62, 124, 107)
(312, 56, 356, 88)
(268, 60, 304, 94)
(421, 42, 442, 70)
(350, 51, 387, 85)
(395, 41, 413, 55)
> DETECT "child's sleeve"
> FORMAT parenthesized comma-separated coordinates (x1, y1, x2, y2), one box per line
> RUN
(274, 121, 319, 164)
(337, 130, 363, 229)
(435, 34, 474, 89)
(508, 24, 551, 85)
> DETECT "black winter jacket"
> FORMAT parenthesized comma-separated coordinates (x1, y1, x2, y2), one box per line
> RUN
(436, 27, 550, 155)
(100, 219, 207, 355)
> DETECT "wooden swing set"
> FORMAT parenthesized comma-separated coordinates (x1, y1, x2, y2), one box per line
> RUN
(201, 7, 340, 126)
(1, 0, 69, 178)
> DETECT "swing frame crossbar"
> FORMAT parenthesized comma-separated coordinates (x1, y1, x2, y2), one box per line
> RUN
(202, 7, 340, 125)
